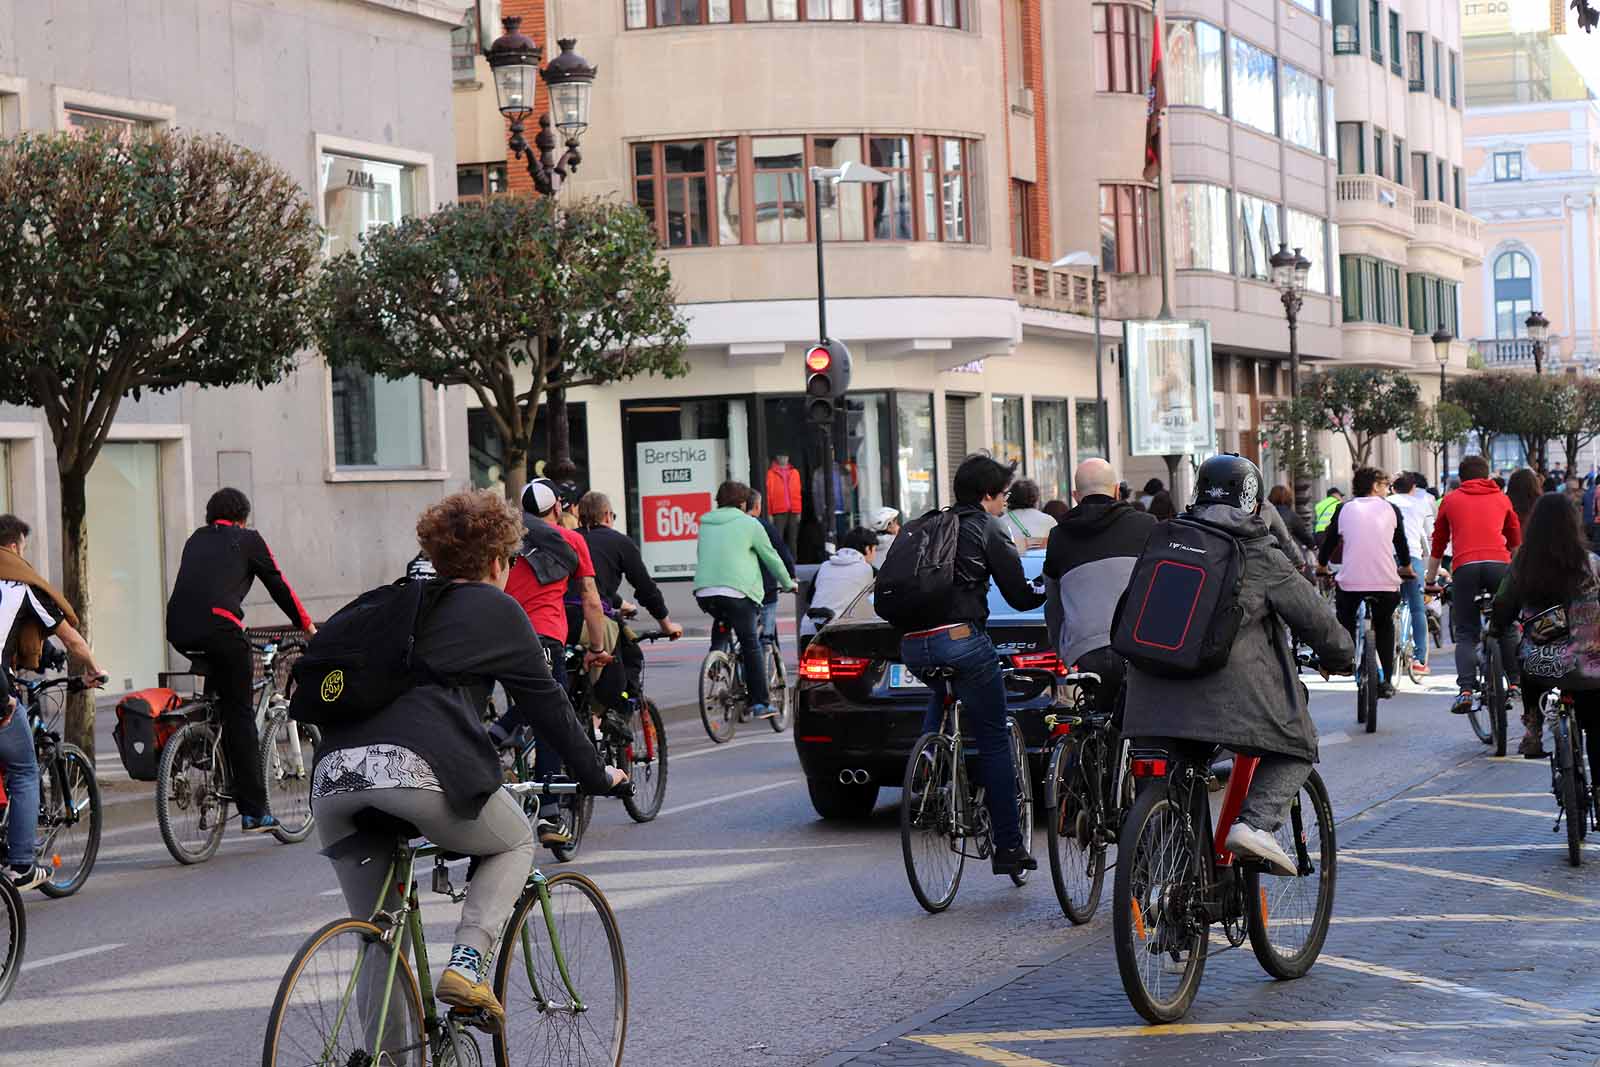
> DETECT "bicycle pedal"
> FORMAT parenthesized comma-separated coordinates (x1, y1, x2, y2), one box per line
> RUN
(447, 1007, 501, 1034)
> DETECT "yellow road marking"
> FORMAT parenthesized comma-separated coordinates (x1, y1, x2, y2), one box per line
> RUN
(1318, 953, 1586, 1019)
(1401, 796, 1554, 819)
(1341, 855, 1599, 905)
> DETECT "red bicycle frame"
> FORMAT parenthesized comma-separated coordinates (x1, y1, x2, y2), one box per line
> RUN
(1210, 754, 1260, 867)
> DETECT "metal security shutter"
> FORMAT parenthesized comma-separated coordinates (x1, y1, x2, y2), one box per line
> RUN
(946, 396, 968, 500)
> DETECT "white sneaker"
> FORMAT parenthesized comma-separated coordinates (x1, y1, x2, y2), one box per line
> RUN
(1225, 822, 1297, 877)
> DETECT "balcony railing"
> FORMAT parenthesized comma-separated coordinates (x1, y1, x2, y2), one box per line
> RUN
(1334, 175, 1416, 237)
(1011, 258, 1101, 317)
(1414, 201, 1483, 243)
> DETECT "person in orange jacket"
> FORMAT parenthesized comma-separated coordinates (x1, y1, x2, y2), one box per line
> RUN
(766, 453, 803, 555)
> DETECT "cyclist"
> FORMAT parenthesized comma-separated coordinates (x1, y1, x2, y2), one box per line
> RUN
(0, 514, 103, 889)
(900, 454, 1046, 876)
(801, 526, 879, 640)
(1312, 487, 1343, 547)
(1124, 454, 1353, 875)
(1001, 478, 1057, 547)
(1387, 473, 1431, 676)
(575, 490, 683, 701)
(745, 489, 797, 648)
(312, 490, 624, 1024)
(869, 506, 901, 568)
(692, 481, 797, 720)
(1424, 454, 1522, 715)
(1042, 457, 1156, 716)
(166, 489, 315, 835)
(1316, 467, 1412, 699)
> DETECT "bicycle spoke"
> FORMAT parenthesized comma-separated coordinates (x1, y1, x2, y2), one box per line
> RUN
(1130, 802, 1199, 1006)
(1257, 798, 1324, 956)
(270, 923, 424, 1067)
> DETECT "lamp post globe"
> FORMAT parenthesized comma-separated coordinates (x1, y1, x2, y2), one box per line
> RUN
(484, 18, 597, 196)
(1526, 310, 1550, 374)
(487, 17, 540, 123)
(1270, 242, 1298, 294)
(1270, 241, 1313, 522)
(542, 38, 597, 141)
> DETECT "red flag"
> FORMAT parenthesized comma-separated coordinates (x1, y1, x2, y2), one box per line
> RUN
(1144, 16, 1166, 182)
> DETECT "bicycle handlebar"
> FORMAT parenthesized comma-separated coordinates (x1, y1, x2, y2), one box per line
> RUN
(1058, 671, 1102, 687)
(504, 777, 635, 800)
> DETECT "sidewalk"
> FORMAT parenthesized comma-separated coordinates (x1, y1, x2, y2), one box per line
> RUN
(821, 754, 1600, 1067)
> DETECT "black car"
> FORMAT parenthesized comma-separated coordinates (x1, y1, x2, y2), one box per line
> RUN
(794, 551, 1063, 820)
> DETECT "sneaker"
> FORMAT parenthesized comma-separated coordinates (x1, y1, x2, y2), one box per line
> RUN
(1224, 822, 1297, 877)
(1378, 682, 1397, 700)
(1519, 734, 1548, 760)
(536, 819, 572, 848)
(241, 814, 280, 834)
(1507, 684, 1522, 706)
(437, 945, 504, 1024)
(1450, 690, 1475, 715)
(750, 703, 778, 720)
(1412, 662, 1430, 676)
(990, 844, 1038, 876)
(8, 864, 49, 891)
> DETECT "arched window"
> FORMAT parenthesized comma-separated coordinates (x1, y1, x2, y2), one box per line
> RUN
(1493, 250, 1532, 337)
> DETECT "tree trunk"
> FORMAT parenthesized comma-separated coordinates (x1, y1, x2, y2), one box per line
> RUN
(503, 444, 529, 502)
(546, 382, 570, 472)
(59, 468, 94, 757)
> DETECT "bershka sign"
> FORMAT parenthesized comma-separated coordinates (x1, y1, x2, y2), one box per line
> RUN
(637, 438, 726, 578)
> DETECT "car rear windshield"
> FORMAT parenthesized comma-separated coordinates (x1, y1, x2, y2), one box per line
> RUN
(836, 551, 1046, 622)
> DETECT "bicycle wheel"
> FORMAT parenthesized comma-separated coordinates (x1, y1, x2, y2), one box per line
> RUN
(494, 871, 628, 1067)
(261, 714, 321, 845)
(697, 650, 739, 744)
(1465, 641, 1495, 745)
(1357, 627, 1378, 734)
(1245, 769, 1337, 979)
(622, 699, 668, 822)
(550, 792, 594, 864)
(37, 743, 102, 899)
(156, 722, 227, 865)
(900, 732, 966, 914)
(0, 877, 23, 1004)
(1554, 716, 1583, 867)
(262, 917, 426, 1067)
(1113, 780, 1208, 1024)
(766, 645, 790, 733)
(1486, 643, 1508, 758)
(1007, 718, 1034, 887)
(1045, 737, 1105, 924)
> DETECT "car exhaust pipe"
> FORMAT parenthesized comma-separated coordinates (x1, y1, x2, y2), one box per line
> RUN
(838, 768, 870, 785)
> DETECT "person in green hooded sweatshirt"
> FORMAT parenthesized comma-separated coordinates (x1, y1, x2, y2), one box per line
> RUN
(694, 480, 798, 718)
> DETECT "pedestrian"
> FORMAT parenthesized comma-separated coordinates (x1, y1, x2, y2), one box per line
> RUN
(1001, 478, 1057, 547)
(745, 489, 797, 648)
(1041, 499, 1070, 525)
(1138, 477, 1164, 511)
(1268, 484, 1315, 566)
(1507, 468, 1540, 534)
(1148, 490, 1177, 523)
(765, 453, 803, 555)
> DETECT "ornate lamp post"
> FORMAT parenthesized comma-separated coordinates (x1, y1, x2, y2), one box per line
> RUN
(1526, 309, 1550, 375)
(1432, 326, 1453, 487)
(1271, 241, 1313, 521)
(486, 17, 597, 196)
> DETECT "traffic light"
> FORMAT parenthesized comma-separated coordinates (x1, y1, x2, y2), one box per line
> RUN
(804, 339, 852, 425)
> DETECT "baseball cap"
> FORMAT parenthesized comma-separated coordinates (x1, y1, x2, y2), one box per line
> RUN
(869, 506, 900, 532)
(556, 480, 582, 508)
(522, 478, 559, 516)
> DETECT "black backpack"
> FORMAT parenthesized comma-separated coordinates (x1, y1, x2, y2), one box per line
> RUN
(288, 578, 458, 728)
(1110, 516, 1247, 678)
(873, 508, 962, 631)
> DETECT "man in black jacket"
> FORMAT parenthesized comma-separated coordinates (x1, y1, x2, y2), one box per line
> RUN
(900, 454, 1046, 876)
(1043, 458, 1157, 716)
(166, 489, 316, 833)
(576, 491, 682, 699)
(746, 489, 798, 648)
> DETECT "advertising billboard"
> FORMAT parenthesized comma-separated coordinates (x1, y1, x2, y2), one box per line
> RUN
(636, 438, 727, 578)
(1123, 319, 1216, 457)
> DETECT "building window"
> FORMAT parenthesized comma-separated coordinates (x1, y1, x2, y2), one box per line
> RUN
(744, 0, 799, 18)
(870, 136, 915, 240)
(1493, 151, 1521, 181)
(1284, 209, 1329, 294)
(451, 15, 477, 83)
(1234, 192, 1281, 282)
(814, 135, 866, 241)
(1437, 159, 1447, 204)
(1289, 0, 1320, 12)
(668, 141, 713, 246)
(1388, 10, 1402, 75)
(456, 163, 507, 203)
(753, 136, 807, 245)
(1010, 179, 1035, 258)
(927, 0, 962, 28)
(1432, 39, 1443, 99)
(1408, 274, 1459, 336)
(1333, 0, 1359, 55)
(629, 0, 924, 24)
(1406, 31, 1425, 91)
(1393, 138, 1405, 185)
(807, 0, 852, 18)
(895, 393, 937, 517)
(63, 108, 140, 143)
(1324, 84, 1337, 161)
(1340, 254, 1404, 327)
(1093, 4, 1152, 94)
(1098, 184, 1154, 274)
(1449, 49, 1459, 107)
(1281, 64, 1322, 153)
(1230, 36, 1278, 136)
(1031, 399, 1071, 503)
(1493, 251, 1532, 337)
(1336, 121, 1364, 175)
(1167, 20, 1226, 113)
(935, 137, 970, 242)
(1453, 165, 1464, 209)
(1172, 183, 1231, 272)
(1409, 151, 1427, 200)
(1369, 0, 1382, 65)
(1373, 126, 1386, 178)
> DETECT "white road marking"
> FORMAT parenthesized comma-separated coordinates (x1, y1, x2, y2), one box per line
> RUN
(1402, 796, 1553, 819)
(1321, 730, 1352, 747)
(1347, 842, 1599, 855)
(658, 778, 800, 817)
(672, 736, 795, 761)
(1319, 952, 1588, 1019)
(21, 942, 125, 972)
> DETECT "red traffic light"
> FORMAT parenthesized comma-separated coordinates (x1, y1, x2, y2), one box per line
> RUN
(805, 346, 832, 373)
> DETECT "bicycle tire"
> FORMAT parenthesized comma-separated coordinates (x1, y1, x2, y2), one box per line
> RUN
(156, 722, 227, 866)
(766, 646, 790, 733)
(0, 877, 22, 1005)
(1358, 627, 1378, 734)
(697, 650, 738, 744)
(37, 743, 101, 899)
(1245, 769, 1337, 979)
(1555, 716, 1583, 868)
(261, 917, 424, 1067)
(1465, 639, 1495, 745)
(1486, 642, 1508, 758)
(1045, 737, 1105, 924)
(261, 714, 321, 845)
(1113, 780, 1208, 1024)
(550, 793, 594, 864)
(494, 871, 628, 1067)
(622, 699, 668, 823)
(1008, 718, 1034, 887)
(900, 731, 966, 914)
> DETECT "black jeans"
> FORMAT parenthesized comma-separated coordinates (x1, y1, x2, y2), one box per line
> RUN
(496, 635, 573, 780)
(1520, 683, 1600, 772)
(1452, 562, 1520, 691)
(176, 624, 265, 818)
(1075, 646, 1126, 722)
(1335, 589, 1401, 689)
(697, 594, 769, 707)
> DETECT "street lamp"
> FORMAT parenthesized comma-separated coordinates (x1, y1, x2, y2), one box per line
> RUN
(486, 17, 597, 196)
(1526, 310, 1550, 375)
(1432, 326, 1453, 487)
(1270, 241, 1313, 522)
(1053, 251, 1108, 460)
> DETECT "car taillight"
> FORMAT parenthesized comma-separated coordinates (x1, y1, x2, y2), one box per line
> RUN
(1010, 651, 1067, 676)
(1131, 757, 1170, 778)
(800, 644, 872, 682)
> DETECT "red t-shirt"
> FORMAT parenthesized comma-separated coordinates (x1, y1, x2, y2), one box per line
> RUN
(505, 524, 596, 641)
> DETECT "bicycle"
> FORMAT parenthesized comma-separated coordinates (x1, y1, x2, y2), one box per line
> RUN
(1394, 595, 1427, 686)
(1044, 670, 1134, 924)
(1542, 687, 1597, 867)
(899, 664, 1045, 914)
(1352, 595, 1383, 735)
(1112, 744, 1336, 1023)
(0, 671, 102, 897)
(262, 778, 629, 1067)
(1467, 590, 1509, 756)
(698, 616, 788, 743)
(155, 638, 318, 865)
(0, 874, 21, 1004)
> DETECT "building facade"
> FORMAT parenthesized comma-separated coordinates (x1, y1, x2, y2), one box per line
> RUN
(0, 0, 469, 688)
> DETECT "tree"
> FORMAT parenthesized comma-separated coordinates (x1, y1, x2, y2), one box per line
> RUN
(314, 196, 690, 497)
(1445, 374, 1515, 462)
(1298, 368, 1421, 468)
(1506, 375, 1573, 474)
(1398, 401, 1471, 483)
(1556, 377, 1600, 475)
(1262, 396, 1322, 503)
(0, 130, 319, 753)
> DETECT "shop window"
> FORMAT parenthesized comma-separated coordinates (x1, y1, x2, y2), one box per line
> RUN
(1166, 20, 1226, 114)
(991, 396, 1024, 470)
(624, 398, 751, 576)
(88, 443, 164, 690)
(1098, 184, 1154, 274)
(1234, 192, 1281, 283)
(895, 393, 937, 517)
(1093, 4, 1152, 95)
(469, 404, 589, 493)
(1281, 64, 1322, 153)
(1031, 399, 1071, 503)
(1172, 183, 1230, 272)
(1075, 399, 1104, 460)
(1230, 36, 1277, 136)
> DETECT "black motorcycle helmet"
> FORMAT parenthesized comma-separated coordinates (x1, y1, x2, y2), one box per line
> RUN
(1192, 453, 1264, 515)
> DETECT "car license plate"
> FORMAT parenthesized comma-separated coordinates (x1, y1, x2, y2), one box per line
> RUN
(889, 664, 927, 689)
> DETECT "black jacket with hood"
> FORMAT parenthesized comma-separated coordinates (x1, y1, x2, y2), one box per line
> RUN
(1042, 496, 1158, 665)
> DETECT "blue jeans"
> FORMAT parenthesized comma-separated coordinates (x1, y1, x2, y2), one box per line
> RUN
(1399, 577, 1427, 667)
(760, 600, 779, 651)
(0, 704, 38, 870)
(901, 627, 1022, 852)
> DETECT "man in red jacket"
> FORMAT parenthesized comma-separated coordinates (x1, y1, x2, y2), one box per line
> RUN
(1424, 455, 1522, 714)
(765, 454, 802, 555)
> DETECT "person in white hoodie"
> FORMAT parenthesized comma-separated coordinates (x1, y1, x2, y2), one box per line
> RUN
(801, 527, 880, 637)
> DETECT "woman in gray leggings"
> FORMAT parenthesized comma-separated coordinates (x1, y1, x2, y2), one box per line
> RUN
(311, 490, 623, 1026)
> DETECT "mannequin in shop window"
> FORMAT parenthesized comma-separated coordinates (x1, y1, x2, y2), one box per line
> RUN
(765, 453, 803, 555)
